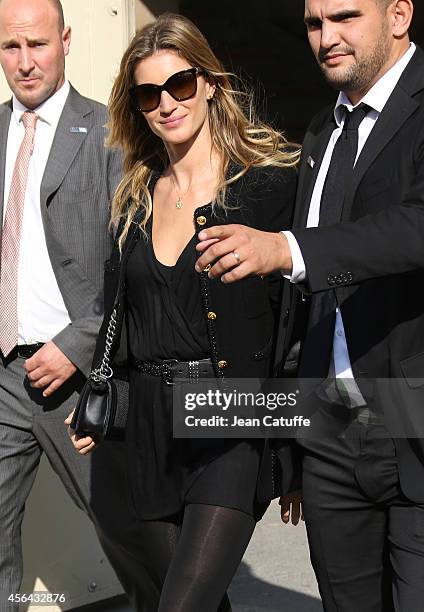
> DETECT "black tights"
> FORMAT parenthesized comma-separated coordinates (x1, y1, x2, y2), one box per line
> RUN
(135, 503, 256, 612)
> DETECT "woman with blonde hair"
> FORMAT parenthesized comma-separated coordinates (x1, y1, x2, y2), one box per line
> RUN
(70, 12, 299, 611)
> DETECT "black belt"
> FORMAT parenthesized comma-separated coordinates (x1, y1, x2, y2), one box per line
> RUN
(131, 358, 215, 385)
(1, 343, 44, 361)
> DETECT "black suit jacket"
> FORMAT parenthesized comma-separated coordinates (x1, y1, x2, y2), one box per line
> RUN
(276, 46, 424, 503)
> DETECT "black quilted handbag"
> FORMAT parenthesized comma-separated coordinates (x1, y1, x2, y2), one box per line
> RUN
(71, 307, 128, 441)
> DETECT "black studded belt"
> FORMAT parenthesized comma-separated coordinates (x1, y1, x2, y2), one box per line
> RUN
(131, 358, 215, 385)
(4, 343, 45, 360)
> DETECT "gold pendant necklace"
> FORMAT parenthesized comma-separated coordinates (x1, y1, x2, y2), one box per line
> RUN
(169, 167, 216, 210)
(170, 173, 192, 210)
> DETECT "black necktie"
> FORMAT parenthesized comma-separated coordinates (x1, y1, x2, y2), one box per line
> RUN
(299, 104, 371, 381)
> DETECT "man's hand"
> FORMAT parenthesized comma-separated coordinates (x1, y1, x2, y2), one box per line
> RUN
(64, 411, 98, 455)
(279, 490, 304, 526)
(195, 225, 293, 282)
(25, 341, 77, 397)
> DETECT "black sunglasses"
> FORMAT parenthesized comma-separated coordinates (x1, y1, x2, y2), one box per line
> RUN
(130, 67, 205, 113)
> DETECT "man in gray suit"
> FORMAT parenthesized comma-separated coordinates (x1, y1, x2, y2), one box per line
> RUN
(0, 0, 149, 609)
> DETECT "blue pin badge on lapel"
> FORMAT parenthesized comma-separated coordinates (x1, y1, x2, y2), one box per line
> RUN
(70, 126, 87, 133)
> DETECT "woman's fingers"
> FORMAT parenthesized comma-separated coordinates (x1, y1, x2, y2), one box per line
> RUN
(279, 491, 304, 525)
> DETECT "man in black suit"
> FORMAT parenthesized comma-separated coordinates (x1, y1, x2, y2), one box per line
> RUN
(196, 0, 424, 609)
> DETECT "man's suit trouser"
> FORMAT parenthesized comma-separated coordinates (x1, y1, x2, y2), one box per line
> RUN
(0, 355, 159, 612)
(298, 421, 424, 612)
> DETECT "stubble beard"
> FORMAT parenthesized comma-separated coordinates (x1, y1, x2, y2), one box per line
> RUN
(320, 23, 391, 94)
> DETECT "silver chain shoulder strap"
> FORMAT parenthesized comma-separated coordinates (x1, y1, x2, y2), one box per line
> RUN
(90, 209, 142, 384)
(91, 308, 118, 382)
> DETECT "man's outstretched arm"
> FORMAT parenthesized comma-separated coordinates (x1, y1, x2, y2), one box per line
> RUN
(196, 165, 424, 292)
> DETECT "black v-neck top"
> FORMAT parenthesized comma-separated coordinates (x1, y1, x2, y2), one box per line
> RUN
(125, 215, 209, 362)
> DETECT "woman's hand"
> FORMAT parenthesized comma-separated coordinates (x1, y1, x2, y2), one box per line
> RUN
(64, 411, 98, 455)
(279, 490, 304, 526)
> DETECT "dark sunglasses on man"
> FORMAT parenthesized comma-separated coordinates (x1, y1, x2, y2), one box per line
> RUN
(130, 67, 206, 113)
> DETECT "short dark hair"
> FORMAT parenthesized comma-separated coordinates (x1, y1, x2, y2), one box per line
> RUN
(376, 0, 393, 9)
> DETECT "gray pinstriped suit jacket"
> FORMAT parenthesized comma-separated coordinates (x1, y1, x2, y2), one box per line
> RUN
(0, 85, 122, 375)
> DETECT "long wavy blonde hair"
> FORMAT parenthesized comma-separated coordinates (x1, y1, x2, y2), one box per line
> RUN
(107, 12, 300, 247)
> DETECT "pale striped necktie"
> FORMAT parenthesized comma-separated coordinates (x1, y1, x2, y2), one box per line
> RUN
(0, 111, 38, 357)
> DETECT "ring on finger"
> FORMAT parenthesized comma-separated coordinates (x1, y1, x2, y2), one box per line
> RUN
(232, 251, 241, 264)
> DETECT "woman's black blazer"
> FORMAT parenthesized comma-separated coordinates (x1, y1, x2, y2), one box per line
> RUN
(92, 164, 299, 499)
(93, 165, 297, 378)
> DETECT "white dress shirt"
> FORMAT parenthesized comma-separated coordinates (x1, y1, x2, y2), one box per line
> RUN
(3, 81, 72, 344)
(284, 43, 416, 387)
